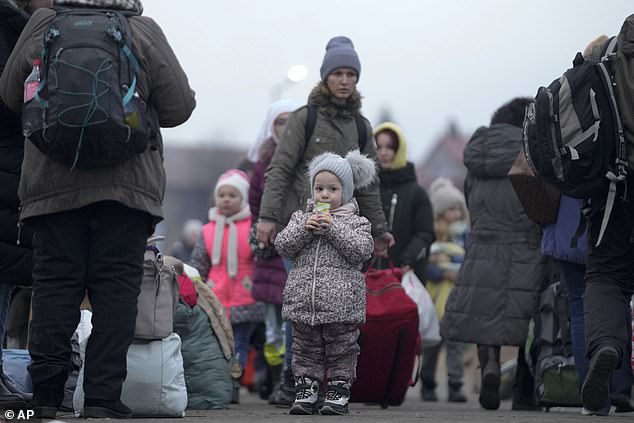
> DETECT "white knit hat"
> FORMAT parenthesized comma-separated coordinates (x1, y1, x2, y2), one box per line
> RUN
(308, 150, 376, 204)
(214, 169, 250, 208)
(429, 177, 467, 220)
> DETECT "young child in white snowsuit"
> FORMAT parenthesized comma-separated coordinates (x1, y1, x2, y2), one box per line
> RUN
(274, 150, 375, 415)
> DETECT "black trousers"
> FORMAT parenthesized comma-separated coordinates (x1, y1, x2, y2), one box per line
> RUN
(29, 201, 151, 400)
(584, 176, 634, 362)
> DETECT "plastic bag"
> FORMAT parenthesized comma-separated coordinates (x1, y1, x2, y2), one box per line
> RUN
(401, 271, 441, 347)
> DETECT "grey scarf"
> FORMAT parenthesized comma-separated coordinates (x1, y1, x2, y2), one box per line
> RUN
(54, 0, 143, 14)
(207, 205, 251, 279)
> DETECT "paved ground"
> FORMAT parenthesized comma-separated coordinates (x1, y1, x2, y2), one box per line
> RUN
(17, 346, 634, 422)
(41, 386, 634, 423)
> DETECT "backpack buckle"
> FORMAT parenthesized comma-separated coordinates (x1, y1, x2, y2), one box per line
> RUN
(106, 26, 123, 44)
(45, 27, 60, 42)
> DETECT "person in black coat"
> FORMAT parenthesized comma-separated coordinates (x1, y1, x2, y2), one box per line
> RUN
(0, 0, 52, 406)
(374, 122, 435, 281)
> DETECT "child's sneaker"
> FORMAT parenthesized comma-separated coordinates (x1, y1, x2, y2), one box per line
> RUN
(289, 376, 319, 415)
(320, 380, 350, 415)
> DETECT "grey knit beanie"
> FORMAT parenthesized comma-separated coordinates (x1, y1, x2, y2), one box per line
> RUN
(308, 150, 376, 204)
(320, 36, 361, 81)
(429, 177, 467, 220)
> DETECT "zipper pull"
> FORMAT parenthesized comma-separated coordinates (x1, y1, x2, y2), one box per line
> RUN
(16, 220, 22, 245)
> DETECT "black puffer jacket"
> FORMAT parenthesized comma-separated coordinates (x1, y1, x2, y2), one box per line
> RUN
(0, 2, 32, 285)
(440, 124, 547, 346)
(377, 162, 435, 281)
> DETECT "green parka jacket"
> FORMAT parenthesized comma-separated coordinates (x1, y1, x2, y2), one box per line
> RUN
(259, 84, 387, 238)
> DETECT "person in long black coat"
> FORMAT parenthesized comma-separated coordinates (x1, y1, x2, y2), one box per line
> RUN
(374, 122, 435, 281)
(440, 98, 548, 411)
(0, 0, 51, 406)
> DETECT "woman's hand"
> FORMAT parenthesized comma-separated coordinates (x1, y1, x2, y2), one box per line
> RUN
(373, 232, 395, 258)
(256, 220, 277, 246)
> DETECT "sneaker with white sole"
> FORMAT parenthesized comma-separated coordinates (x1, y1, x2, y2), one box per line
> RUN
(289, 376, 319, 415)
(320, 380, 350, 415)
(581, 406, 610, 416)
(581, 345, 619, 413)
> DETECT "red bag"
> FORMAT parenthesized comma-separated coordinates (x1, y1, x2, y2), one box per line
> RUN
(350, 266, 421, 407)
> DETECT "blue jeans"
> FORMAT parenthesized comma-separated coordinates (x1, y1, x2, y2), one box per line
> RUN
(558, 260, 633, 397)
(0, 284, 13, 363)
(233, 322, 258, 371)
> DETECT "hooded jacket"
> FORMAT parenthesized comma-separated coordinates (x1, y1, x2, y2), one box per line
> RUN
(374, 122, 434, 280)
(0, 0, 195, 223)
(275, 199, 373, 326)
(259, 84, 387, 238)
(0, 1, 32, 285)
(249, 157, 287, 305)
(440, 124, 547, 346)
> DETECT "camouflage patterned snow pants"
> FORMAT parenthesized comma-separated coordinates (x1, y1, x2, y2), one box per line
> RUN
(291, 322, 360, 383)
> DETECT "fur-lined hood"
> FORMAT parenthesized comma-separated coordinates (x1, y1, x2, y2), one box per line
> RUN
(307, 81, 362, 118)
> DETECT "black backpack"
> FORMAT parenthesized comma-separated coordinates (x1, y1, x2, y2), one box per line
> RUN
(22, 8, 148, 170)
(523, 38, 629, 245)
(526, 281, 581, 408)
(304, 104, 367, 151)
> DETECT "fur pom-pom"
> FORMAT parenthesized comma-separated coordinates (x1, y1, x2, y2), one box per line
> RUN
(345, 149, 376, 190)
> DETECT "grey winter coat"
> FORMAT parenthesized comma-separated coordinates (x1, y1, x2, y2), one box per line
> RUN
(440, 124, 547, 346)
(275, 200, 373, 326)
(0, 3, 195, 223)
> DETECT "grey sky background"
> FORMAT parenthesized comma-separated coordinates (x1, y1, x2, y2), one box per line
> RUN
(143, 0, 634, 160)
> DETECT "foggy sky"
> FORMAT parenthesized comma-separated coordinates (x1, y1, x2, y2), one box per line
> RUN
(142, 0, 634, 160)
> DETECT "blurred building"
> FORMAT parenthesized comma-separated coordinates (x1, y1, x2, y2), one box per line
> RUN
(158, 144, 247, 251)
(416, 121, 469, 191)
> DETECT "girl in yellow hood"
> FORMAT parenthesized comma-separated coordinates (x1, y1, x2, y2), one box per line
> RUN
(374, 122, 435, 282)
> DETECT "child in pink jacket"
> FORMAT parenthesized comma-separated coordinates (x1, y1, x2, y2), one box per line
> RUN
(190, 170, 265, 400)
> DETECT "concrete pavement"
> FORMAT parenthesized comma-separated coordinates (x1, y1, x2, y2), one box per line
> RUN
(42, 385, 634, 423)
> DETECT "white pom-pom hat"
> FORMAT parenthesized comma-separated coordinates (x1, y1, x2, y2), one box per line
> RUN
(307, 150, 376, 204)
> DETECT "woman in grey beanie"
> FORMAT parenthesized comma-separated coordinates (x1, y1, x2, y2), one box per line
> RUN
(257, 35, 393, 259)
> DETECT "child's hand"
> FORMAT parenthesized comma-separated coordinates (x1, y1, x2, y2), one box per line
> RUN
(305, 213, 321, 231)
(318, 213, 333, 231)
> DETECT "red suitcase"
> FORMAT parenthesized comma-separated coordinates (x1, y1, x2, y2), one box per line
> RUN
(350, 266, 420, 407)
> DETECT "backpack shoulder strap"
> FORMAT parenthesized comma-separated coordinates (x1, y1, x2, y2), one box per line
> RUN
(355, 114, 368, 151)
(304, 103, 318, 146)
(305, 104, 368, 152)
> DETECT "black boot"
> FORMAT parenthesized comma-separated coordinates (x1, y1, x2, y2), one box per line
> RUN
(262, 364, 282, 401)
(269, 368, 295, 406)
(448, 382, 467, 403)
(478, 345, 500, 410)
(84, 398, 132, 419)
(420, 380, 438, 402)
(28, 371, 68, 419)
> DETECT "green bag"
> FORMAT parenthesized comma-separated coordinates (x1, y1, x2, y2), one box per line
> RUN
(538, 356, 580, 406)
(526, 282, 581, 407)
